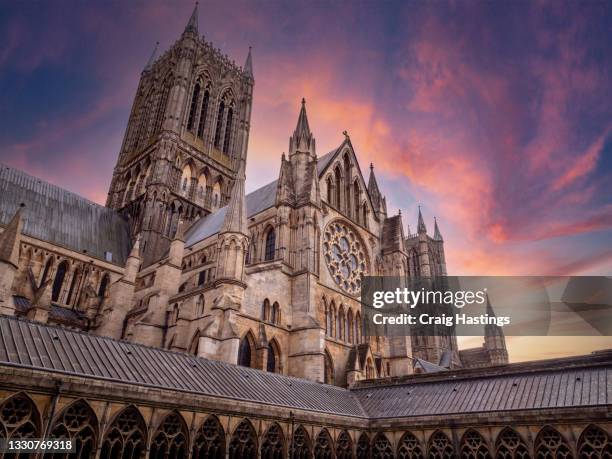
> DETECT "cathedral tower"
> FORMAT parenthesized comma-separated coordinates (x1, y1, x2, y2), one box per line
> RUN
(106, 4, 254, 265)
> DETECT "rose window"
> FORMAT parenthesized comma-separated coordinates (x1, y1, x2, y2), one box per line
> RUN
(323, 221, 367, 295)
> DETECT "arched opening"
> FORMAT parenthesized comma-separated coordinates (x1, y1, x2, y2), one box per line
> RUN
(343, 155, 351, 215)
(48, 399, 98, 459)
(197, 88, 210, 138)
(187, 82, 201, 131)
(212, 181, 221, 209)
(222, 105, 234, 153)
(495, 427, 529, 459)
(213, 101, 225, 148)
(336, 430, 353, 459)
(264, 228, 276, 261)
(40, 258, 53, 288)
(326, 176, 333, 204)
(0, 392, 41, 442)
(65, 268, 81, 306)
(365, 357, 375, 379)
(149, 411, 189, 459)
(271, 302, 280, 325)
(334, 166, 342, 209)
(290, 425, 312, 459)
(229, 419, 257, 459)
(99, 406, 147, 459)
(192, 415, 225, 459)
(397, 431, 423, 458)
(428, 431, 454, 458)
(267, 340, 281, 373)
(372, 433, 393, 459)
(534, 426, 572, 459)
(261, 422, 285, 459)
(262, 299, 271, 321)
(197, 174, 207, 205)
(324, 350, 334, 385)
(353, 180, 360, 221)
(180, 165, 192, 196)
(460, 429, 491, 459)
(314, 429, 333, 459)
(577, 424, 612, 458)
(357, 433, 370, 459)
(347, 309, 354, 344)
(52, 260, 69, 303)
(238, 333, 255, 368)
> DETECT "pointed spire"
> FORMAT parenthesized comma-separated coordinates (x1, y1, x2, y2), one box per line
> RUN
(0, 206, 24, 267)
(434, 217, 443, 241)
(289, 98, 315, 155)
(220, 159, 248, 236)
(243, 46, 253, 78)
(485, 294, 496, 317)
(295, 98, 311, 138)
(417, 206, 427, 233)
(184, 2, 199, 35)
(143, 41, 159, 72)
(368, 163, 381, 203)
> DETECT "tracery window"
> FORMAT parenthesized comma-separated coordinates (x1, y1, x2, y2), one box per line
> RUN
(323, 221, 367, 295)
(577, 425, 612, 458)
(314, 429, 333, 459)
(229, 419, 257, 459)
(460, 429, 491, 459)
(192, 415, 225, 459)
(495, 428, 529, 459)
(149, 412, 188, 459)
(47, 400, 98, 459)
(398, 431, 423, 459)
(0, 393, 40, 443)
(372, 432, 393, 459)
(214, 101, 225, 148)
(265, 228, 276, 261)
(428, 431, 455, 459)
(99, 406, 147, 459)
(336, 430, 353, 459)
(261, 423, 285, 459)
(356, 433, 371, 459)
(187, 83, 201, 131)
(290, 425, 312, 459)
(197, 89, 210, 138)
(534, 426, 572, 459)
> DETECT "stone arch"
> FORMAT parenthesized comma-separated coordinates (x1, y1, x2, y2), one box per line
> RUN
(261, 422, 285, 459)
(357, 433, 371, 459)
(229, 418, 257, 459)
(290, 425, 312, 458)
(365, 357, 375, 379)
(372, 432, 393, 459)
(264, 225, 276, 261)
(577, 424, 612, 458)
(337, 305, 346, 341)
(271, 301, 281, 325)
(534, 426, 572, 458)
(314, 428, 333, 459)
(47, 398, 98, 458)
(0, 392, 42, 441)
(324, 349, 334, 385)
(192, 414, 225, 459)
(99, 405, 147, 459)
(460, 429, 491, 458)
(336, 430, 354, 459)
(347, 308, 354, 344)
(238, 331, 256, 367)
(262, 298, 271, 321)
(495, 427, 529, 458)
(397, 431, 423, 458)
(149, 411, 189, 459)
(428, 430, 454, 458)
(267, 338, 281, 373)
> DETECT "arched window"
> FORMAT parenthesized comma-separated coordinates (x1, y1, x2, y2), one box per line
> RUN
(187, 83, 201, 131)
(334, 167, 342, 209)
(355, 312, 362, 344)
(495, 427, 529, 459)
(314, 429, 333, 459)
(357, 433, 371, 459)
(324, 350, 334, 385)
(267, 341, 280, 373)
(193, 415, 225, 459)
(397, 431, 423, 458)
(428, 431, 454, 459)
(365, 357, 375, 379)
(229, 419, 257, 459)
(52, 261, 68, 303)
(154, 81, 170, 134)
(460, 429, 491, 459)
(262, 299, 271, 321)
(261, 423, 285, 459)
(197, 174, 207, 204)
(577, 425, 612, 458)
(100, 406, 147, 459)
(353, 180, 360, 221)
(337, 307, 344, 341)
(238, 334, 254, 367)
(347, 309, 354, 344)
(271, 302, 280, 325)
(336, 431, 353, 459)
(330, 303, 337, 338)
(372, 433, 393, 459)
(534, 426, 572, 459)
(197, 89, 210, 138)
(196, 295, 205, 316)
(149, 412, 188, 459)
(0, 393, 41, 442)
(326, 176, 333, 204)
(290, 425, 312, 459)
(214, 101, 225, 148)
(180, 165, 192, 196)
(48, 399, 98, 459)
(222, 106, 233, 153)
(40, 258, 53, 288)
(344, 155, 351, 215)
(264, 228, 276, 261)
(410, 249, 420, 278)
(98, 274, 110, 298)
(324, 300, 330, 336)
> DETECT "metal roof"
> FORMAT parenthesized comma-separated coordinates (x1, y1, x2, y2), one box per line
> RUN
(0, 315, 366, 417)
(0, 164, 131, 265)
(184, 180, 278, 247)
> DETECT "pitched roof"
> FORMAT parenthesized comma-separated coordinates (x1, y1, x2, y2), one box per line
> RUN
(184, 180, 278, 247)
(414, 358, 448, 374)
(0, 315, 366, 417)
(0, 164, 131, 265)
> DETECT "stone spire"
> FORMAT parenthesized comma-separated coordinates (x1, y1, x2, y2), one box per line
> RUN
(289, 98, 315, 155)
(184, 2, 199, 35)
(368, 163, 381, 205)
(417, 206, 427, 234)
(244, 46, 253, 79)
(143, 41, 159, 72)
(220, 159, 248, 236)
(433, 217, 443, 241)
(0, 206, 24, 268)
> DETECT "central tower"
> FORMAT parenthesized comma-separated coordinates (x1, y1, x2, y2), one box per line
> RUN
(106, 4, 254, 265)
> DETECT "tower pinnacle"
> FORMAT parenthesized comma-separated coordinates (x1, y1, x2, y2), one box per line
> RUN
(289, 98, 315, 155)
(143, 41, 159, 72)
(434, 217, 443, 241)
(184, 2, 199, 35)
(417, 206, 427, 233)
(220, 159, 248, 236)
(244, 46, 253, 78)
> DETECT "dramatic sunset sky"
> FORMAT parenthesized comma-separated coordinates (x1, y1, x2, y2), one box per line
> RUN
(1, 1, 610, 360)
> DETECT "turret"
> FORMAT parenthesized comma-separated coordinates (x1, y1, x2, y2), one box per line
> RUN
(484, 296, 508, 364)
(0, 207, 23, 315)
(368, 164, 386, 220)
(417, 207, 431, 278)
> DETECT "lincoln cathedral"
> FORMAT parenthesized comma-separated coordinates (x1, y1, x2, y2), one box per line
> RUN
(0, 5, 609, 458)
